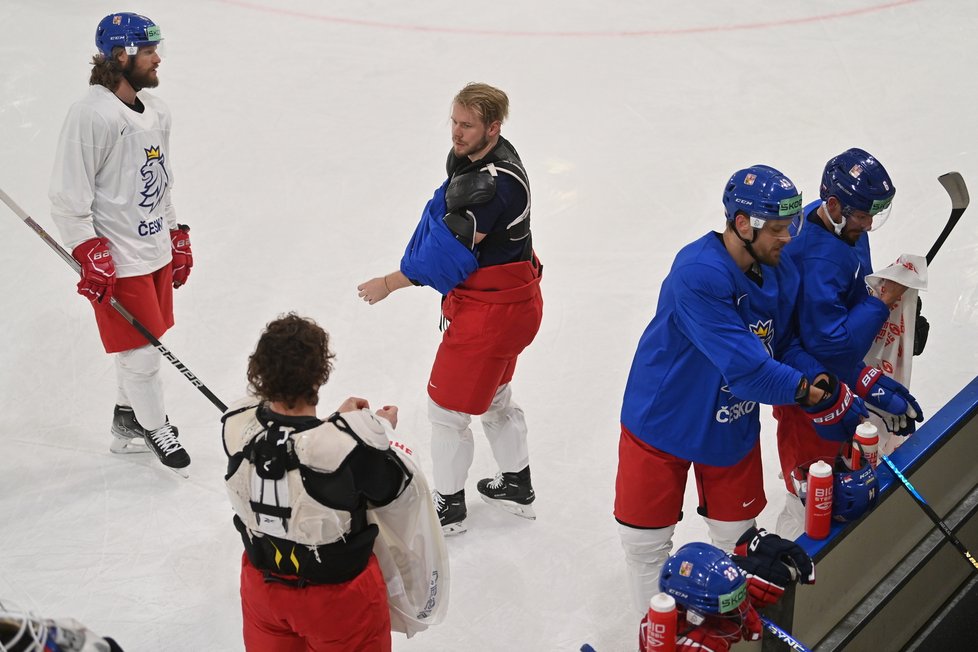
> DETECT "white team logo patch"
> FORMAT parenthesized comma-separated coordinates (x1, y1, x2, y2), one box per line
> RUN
(139, 146, 170, 213)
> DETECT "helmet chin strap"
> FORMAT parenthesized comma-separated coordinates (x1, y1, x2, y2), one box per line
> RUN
(735, 227, 762, 265)
(823, 200, 847, 236)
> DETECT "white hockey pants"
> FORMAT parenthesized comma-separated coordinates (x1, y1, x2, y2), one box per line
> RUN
(703, 517, 755, 553)
(776, 493, 806, 540)
(116, 344, 166, 431)
(619, 522, 675, 617)
(429, 383, 529, 494)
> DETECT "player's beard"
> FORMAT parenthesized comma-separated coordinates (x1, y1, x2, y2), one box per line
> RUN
(453, 131, 492, 160)
(124, 61, 159, 92)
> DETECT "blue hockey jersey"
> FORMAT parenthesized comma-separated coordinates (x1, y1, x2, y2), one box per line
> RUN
(784, 201, 889, 378)
(621, 232, 824, 466)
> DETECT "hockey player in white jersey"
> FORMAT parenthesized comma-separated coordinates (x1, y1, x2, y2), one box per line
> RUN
(49, 13, 193, 476)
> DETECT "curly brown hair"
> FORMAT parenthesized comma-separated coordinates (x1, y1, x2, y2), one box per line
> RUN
(247, 313, 336, 409)
(89, 51, 125, 90)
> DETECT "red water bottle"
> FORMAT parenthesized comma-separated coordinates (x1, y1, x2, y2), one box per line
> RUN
(805, 460, 834, 539)
(645, 593, 677, 652)
(852, 422, 879, 470)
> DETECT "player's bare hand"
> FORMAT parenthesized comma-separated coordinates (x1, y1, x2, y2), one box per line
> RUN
(357, 277, 390, 305)
(877, 279, 909, 309)
(337, 396, 370, 412)
(375, 405, 399, 429)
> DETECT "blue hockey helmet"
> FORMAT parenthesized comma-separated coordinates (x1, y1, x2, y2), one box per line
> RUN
(723, 165, 804, 238)
(659, 542, 748, 617)
(96, 13, 162, 58)
(820, 148, 895, 230)
(791, 457, 879, 523)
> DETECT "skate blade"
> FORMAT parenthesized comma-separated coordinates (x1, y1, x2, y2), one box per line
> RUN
(441, 521, 467, 536)
(479, 494, 536, 520)
(165, 465, 190, 479)
(109, 437, 151, 455)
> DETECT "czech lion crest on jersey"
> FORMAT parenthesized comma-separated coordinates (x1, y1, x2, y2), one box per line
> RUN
(750, 319, 774, 356)
(138, 146, 170, 213)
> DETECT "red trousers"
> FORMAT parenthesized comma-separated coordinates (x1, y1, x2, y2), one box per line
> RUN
(92, 264, 174, 353)
(774, 404, 845, 493)
(428, 256, 543, 415)
(240, 553, 391, 651)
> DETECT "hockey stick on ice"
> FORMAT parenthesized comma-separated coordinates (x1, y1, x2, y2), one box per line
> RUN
(880, 454, 978, 573)
(0, 188, 228, 412)
(759, 616, 812, 652)
(925, 172, 970, 265)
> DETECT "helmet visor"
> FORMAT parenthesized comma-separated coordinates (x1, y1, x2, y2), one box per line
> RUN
(842, 195, 893, 232)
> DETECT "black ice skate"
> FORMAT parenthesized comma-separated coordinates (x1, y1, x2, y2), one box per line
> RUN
(145, 422, 191, 478)
(433, 489, 467, 536)
(476, 466, 536, 520)
(110, 405, 151, 454)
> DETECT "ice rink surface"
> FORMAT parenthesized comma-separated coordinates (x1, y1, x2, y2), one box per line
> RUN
(1, 1, 977, 650)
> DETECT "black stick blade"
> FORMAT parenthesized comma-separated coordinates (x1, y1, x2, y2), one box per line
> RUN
(938, 171, 970, 210)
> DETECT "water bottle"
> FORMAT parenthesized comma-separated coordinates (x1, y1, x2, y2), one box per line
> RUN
(852, 422, 879, 470)
(805, 460, 834, 540)
(645, 593, 677, 652)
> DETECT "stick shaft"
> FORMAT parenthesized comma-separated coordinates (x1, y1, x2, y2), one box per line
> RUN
(759, 616, 812, 652)
(0, 188, 227, 412)
(880, 454, 978, 572)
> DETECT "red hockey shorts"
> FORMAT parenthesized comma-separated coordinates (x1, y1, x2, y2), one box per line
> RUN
(428, 256, 543, 415)
(773, 404, 846, 493)
(614, 426, 766, 528)
(92, 264, 174, 354)
(240, 553, 391, 652)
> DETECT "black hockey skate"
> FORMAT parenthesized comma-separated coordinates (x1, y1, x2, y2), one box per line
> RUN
(144, 423, 191, 479)
(110, 405, 151, 454)
(476, 466, 536, 520)
(433, 489, 467, 536)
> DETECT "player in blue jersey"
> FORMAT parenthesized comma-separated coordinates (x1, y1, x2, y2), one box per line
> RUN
(774, 148, 922, 537)
(615, 165, 867, 618)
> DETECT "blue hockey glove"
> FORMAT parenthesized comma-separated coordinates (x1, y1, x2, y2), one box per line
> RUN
(855, 366, 923, 437)
(803, 374, 868, 441)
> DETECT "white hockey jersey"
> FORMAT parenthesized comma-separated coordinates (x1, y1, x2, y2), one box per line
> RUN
(49, 85, 177, 278)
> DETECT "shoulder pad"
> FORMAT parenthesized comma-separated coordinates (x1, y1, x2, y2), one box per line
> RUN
(338, 409, 394, 451)
(293, 420, 358, 473)
(222, 403, 265, 456)
(446, 170, 496, 212)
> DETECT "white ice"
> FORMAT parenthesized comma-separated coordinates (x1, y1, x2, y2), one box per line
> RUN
(1, 1, 977, 650)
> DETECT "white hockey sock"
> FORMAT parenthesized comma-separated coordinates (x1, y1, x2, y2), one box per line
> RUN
(776, 493, 806, 540)
(116, 345, 166, 432)
(481, 383, 530, 473)
(428, 398, 474, 495)
(618, 522, 675, 617)
(704, 517, 756, 552)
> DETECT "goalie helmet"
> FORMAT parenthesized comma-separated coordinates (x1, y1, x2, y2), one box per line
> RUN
(722, 165, 804, 238)
(659, 542, 748, 617)
(820, 148, 895, 230)
(791, 457, 879, 523)
(96, 13, 162, 58)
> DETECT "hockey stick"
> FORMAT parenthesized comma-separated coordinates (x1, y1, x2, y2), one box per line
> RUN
(759, 616, 812, 652)
(0, 188, 228, 413)
(879, 454, 978, 572)
(925, 172, 970, 265)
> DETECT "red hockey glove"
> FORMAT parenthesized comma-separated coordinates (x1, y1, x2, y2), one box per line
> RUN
(673, 608, 762, 652)
(71, 237, 115, 304)
(854, 366, 923, 437)
(802, 374, 868, 442)
(170, 224, 193, 288)
(731, 527, 815, 608)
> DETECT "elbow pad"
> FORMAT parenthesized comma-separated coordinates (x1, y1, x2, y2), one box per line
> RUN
(443, 210, 477, 250)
